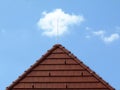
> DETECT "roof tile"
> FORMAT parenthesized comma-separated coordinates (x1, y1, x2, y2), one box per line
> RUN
(6, 44, 115, 90)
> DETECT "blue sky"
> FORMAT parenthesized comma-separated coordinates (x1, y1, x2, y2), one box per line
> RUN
(0, 0, 120, 90)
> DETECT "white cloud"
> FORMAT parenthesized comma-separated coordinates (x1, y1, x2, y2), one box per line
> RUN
(37, 9, 84, 37)
(93, 30, 120, 43)
(103, 33, 120, 43)
(93, 30, 105, 36)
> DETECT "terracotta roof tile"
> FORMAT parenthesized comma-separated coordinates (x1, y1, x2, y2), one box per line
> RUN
(6, 44, 115, 90)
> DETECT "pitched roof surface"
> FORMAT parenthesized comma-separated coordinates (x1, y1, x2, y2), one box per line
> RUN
(7, 44, 115, 90)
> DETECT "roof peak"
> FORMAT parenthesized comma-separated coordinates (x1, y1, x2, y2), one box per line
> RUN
(53, 44, 63, 47)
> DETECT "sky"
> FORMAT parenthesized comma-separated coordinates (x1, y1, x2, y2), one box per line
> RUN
(0, 0, 120, 90)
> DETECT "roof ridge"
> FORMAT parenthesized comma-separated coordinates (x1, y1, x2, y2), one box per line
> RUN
(53, 44, 62, 47)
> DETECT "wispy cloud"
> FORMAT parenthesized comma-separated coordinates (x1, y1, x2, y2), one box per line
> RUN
(37, 9, 84, 37)
(103, 33, 120, 43)
(93, 30, 105, 36)
(93, 30, 120, 43)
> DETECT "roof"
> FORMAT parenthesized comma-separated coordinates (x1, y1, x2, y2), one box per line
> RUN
(6, 44, 115, 90)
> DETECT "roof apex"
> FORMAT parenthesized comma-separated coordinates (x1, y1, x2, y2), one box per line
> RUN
(53, 44, 62, 47)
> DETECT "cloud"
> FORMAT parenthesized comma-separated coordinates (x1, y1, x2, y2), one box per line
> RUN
(93, 30, 105, 36)
(103, 33, 120, 43)
(37, 9, 84, 37)
(93, 30, 120, 43)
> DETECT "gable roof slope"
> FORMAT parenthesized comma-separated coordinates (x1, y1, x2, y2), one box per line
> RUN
(6, 44, 115, 90)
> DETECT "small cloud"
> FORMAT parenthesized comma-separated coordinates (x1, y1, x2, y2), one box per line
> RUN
(37, 9, 85, 37)
(103, 33, 120, 43)
(93, 30, 105, 36)
(92, 30, 120, 43)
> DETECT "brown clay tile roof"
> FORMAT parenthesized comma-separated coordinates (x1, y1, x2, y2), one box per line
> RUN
(6, 44, 115, 90)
